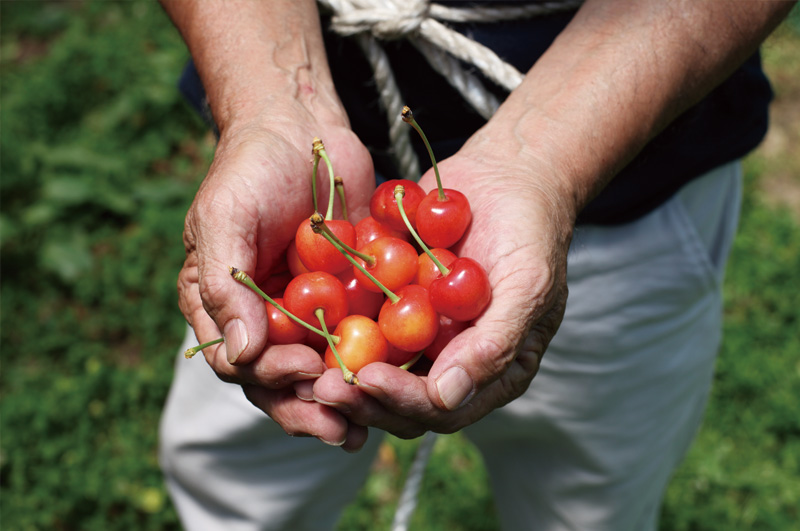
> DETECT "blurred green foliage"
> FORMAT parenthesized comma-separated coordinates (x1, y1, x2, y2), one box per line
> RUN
(1, 2, 209, 529)
(1, 2, 798, 530)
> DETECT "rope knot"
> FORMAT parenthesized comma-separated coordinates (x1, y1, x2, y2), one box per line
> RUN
(331, 0, 430, 40)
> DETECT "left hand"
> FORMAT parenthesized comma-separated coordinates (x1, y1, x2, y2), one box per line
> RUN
(311, 138, 574, 439)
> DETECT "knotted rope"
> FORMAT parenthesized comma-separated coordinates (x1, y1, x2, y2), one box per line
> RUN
(317, 0, 582, 181)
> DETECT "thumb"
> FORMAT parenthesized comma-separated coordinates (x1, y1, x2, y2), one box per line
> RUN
(426, 260, 564, 411)
(190, 186, 270, 367)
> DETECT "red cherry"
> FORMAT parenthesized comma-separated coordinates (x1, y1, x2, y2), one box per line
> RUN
(284, 271, 349, 329)
(424, 315, 469, 362)
(295, 218, 356, 275)
(385, 342, 419, 367)
(429, 257, 491, 322)
(378, 284, 439, 352)
(286, 239, 311, 277)
(265, 297, 308, 345)
(354, 236, 418, 293)
(355, 215, 409, 248)
(369, 179, 425, 233)
(324, 315, 388, 373)
(414, 247, 457, 290)
(337, 268, 385, 320)
(416, 188, 472, 248)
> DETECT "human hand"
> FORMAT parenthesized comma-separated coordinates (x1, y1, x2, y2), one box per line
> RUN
(311, 138, 574, 438)
(177, 107, 375, 450)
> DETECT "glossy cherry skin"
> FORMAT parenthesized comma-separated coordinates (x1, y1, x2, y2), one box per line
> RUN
(369, 179, 425, 233)
(429, 257, 491, 322)
(324, 315, 389, 373)
(354, 236, 418, 294)
(355, 215, 409, 248)
(414, 247, 457, 290)
(386, 342, 419, 367)
(379, 284, 439, 352)
(416, 188, 472, 249)
(286, 239, 311, 277)
(337, 268, 385, 320)
(424, 315, 469, 362)
(295, 218, 356, 275)
(265, 297, 308, 345)
(283, 271, 349, 329)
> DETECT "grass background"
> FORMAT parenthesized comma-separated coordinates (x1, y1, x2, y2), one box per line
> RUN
(1, 2, 798, 529)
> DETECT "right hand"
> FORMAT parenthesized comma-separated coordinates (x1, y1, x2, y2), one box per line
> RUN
(177, 104, 376, 450)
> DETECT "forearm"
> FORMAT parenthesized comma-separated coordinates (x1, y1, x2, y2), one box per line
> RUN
(160, 0, 346, 134)
(469, 0, 793, 222)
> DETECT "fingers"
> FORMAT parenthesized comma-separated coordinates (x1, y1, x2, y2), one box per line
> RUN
(243, 385, 350, 447)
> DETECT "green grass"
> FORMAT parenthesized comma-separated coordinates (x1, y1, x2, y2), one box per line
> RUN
(1, 2, 798, 530)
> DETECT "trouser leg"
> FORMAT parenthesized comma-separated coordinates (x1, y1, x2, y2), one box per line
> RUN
(159, 328, 383, 531)
(465, 162, 742, 530)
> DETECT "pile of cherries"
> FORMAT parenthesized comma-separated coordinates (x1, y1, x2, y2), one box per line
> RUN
(191, 107, 491, 385)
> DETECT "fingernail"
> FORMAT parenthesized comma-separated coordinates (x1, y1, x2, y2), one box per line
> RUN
(224, 318, 248, 364)
(294, 380, 315, 402)
(319, 436, 346, 447)
(436, 366, 474, 410)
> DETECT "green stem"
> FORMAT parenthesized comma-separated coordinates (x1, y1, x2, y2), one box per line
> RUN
(402, 106, 445, 200)
(316, 141, 337, 221)
(311, 213, 374, 265)
(399, 350, 424, 371)
(311, 138, 322, 213)
(184, 337, 224, 359)
(315, 308, 357, 385)
(311, 220, 400, 304)
(393, 185, 450, 276)
(334, 176, 348, 222)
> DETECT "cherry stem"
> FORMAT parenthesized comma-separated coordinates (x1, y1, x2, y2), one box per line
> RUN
(334, 176, 348, 222)
(229, 266, 337, 342)
(402, 106, 445, 201)
(310, 212, 373, 265)
(399, 350, 424, 371)
(311, 138, 322, 213)
(315, 308, 357, 385)
(311, 218, 401, 304)
(394, 185, 450, 276)
(313, 138, 337, 221)
(184, 337, 224, 359)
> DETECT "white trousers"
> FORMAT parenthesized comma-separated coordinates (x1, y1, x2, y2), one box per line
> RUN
(160, 162, 742, 530)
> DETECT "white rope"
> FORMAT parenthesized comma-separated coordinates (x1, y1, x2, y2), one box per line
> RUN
(318, 0, 582, 180)
(390, 431, 439, 531)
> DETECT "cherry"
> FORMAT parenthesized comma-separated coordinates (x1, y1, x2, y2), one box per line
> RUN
(424, 315, 469, 362)
(283, 271, 349, 329)
(369, 179, 425, 234)
(355, 215, 409, 248)
(378, 284, 439, 353)
(337, 268, 385, 320)
(294, 215, 356, 275)
(428, 256, 491, 321)
(386, 341, 423, 368)
(415, 247, 457, 290)
(286, 239, 311, 277)
(353, 236, 418, 293)
(265, 297, 308, 345)
(324, 315, 388, 374)
(402, 106, 472, 248)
